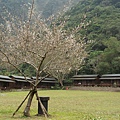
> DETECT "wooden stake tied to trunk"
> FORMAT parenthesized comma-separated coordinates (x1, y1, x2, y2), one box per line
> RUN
(12, 87, 49, 118)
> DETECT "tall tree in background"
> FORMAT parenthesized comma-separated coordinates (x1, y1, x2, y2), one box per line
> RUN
(0, 0, 87, 117)
(95, 37, 120, 74)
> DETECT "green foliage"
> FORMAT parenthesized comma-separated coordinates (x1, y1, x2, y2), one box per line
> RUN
(79, 51, 103, 74)
(41, 0, 69, 18)
(9, 63, 36, 77)
(65, 0, 120, 74)
(50, 84, 61, 90)
(79, 37, 120, 74)
(65, 0, 120, 42)
(0, 0, 120, 75)
(0, 63, 36, 77)
(92, 37, 120, 74)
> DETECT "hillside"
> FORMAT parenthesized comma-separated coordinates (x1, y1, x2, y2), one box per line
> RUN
(64, 0, 120, 74)
(0, 0, 119, 42)
(0, 0, 120, 75)
(36, 0, 80, 18)
(65, 0, 120, 44)
(0, 0, 80, 21)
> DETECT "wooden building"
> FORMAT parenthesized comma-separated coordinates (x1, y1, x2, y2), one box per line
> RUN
(71, 74, 120, 87)
(9, 75, 32, 89)
(1, 74, 120, 90)
(0, 75, 15, 90)
(0, 75, 59, 90)
(100, 74, 120, 87)
(71, 74, 101, 86)
(32, 77, 59, 89)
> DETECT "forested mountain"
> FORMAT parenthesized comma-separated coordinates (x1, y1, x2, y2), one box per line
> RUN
(0, 0, 30, 22)
(36, 0, 80, 18)
(0, 0, 120, 75)
(64, 0, 120, 74)
(1, 0, 119, 41)
(65, 0, 120, 43)
(0, 0, 80, 21)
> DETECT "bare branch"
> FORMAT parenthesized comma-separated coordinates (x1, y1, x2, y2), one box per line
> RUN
(35, 74, 50, 87)
(0, 50, 35, 86)
(23, 61, 37, 71)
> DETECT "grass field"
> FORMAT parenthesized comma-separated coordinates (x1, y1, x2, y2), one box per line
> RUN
(0, 90, 120, 120)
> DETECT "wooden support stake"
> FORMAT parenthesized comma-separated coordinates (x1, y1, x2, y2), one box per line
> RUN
(12, 90, 32, 117)
(35, 91, 49, 118)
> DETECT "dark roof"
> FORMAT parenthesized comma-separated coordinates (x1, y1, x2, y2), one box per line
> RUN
(0, 79, 15, 83)
(44, 77, 56, 81)
(41, 80, 58, 83)
(101, 74, 120, 77)
(9, 75, 32, 82)
(72, 74, 100, 78)
(31, 77, 58, 83)
(71, 78, 96, 80)
(0, 75, 58, 83)
(0, 75, 11, 80)
(13, 79, 31, 82)
(100, 77, 120, 80)
(9, 75, 31, 80)
(0, 75, 15, 83)
(32, 77, 57, 81)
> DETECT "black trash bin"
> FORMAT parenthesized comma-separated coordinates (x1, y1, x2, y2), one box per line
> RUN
(37, 97, 50, 115)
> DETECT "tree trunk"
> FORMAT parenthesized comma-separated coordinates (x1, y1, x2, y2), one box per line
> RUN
(23, 89, 36, 117)
(60, 80, 64, 87)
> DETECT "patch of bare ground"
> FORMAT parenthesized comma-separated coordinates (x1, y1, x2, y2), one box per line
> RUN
(69, 86, 120, 92)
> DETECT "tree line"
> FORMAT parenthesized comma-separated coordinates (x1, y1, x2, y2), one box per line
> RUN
(64, 0, 120, 74)
(0, 0, 120, 76)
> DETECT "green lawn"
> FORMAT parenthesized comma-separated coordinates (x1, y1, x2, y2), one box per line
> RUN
(0, 90, 120, 120)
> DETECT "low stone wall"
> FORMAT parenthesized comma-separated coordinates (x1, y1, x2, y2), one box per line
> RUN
(69, 86, 120, 92)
